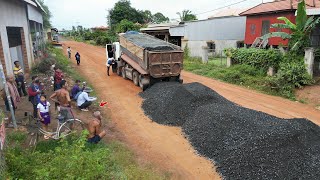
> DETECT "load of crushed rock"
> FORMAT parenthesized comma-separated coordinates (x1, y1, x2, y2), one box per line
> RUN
(140, 82, 320, 179)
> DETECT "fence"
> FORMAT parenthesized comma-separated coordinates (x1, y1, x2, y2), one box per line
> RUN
(207, 49, 227, 67)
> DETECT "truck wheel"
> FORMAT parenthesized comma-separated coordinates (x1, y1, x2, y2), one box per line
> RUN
(133, 71, 139, 86)
(122, 67, 127, 79)
(139, 75, 148, 91)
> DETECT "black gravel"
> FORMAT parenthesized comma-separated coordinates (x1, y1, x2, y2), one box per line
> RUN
(140, 82, 320, 179)
(123, 33, 177, 51)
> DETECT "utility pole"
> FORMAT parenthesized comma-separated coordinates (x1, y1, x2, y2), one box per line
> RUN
(0, 64, 17, 129)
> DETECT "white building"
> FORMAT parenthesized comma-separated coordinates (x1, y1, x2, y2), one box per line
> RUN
(0, 0, 45, 84)
(141, 9, 247, 57)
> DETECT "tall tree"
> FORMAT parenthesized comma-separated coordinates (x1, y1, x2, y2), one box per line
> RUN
(37, 0, 52, 29)
(177, 10, 197, 22)
(141, 10, 153, 23)
(108, 0, 144, 28)
(152, 12, 169, 24)
(115, 19, 140, 33)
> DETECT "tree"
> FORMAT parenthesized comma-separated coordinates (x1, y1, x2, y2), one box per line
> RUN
(262, 0, 320, 52)
(152, 12, 169, 24)
(108, 0, 144, 28)
(37, 0, 52, 29)
(115, 19, 140, 33)
(177, 10, 197, 22)
(141, 10, 153, 24)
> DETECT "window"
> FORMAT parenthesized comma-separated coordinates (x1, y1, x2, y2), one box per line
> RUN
(262, 20, 271, 35)
(250, 24, 256, 35)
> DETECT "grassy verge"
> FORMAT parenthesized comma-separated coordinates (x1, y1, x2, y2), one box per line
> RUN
(4, 131, 167, 179)
(3, 46, 168, 179)
(184, 58, 290, 98)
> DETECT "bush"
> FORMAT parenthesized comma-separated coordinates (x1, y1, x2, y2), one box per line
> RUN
(227, 48, 282, 71)
(31, 56, 56, 74)
(267, 53, 313, 99)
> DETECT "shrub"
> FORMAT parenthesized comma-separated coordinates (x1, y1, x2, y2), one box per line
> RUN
(31, 56, 56, 74)
(227, 48, 282, 71)
(267, 53, 313, 99)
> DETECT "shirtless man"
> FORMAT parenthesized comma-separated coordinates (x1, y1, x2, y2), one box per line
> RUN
(87, 111, 106, 143)
(50, 80, 74, 120)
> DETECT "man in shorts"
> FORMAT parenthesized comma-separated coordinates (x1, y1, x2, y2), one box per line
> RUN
(50, 80, 73, 121)
(87, 111, 106, 144)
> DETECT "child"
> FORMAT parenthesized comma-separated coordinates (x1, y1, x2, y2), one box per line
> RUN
(37, 94, 51, 139)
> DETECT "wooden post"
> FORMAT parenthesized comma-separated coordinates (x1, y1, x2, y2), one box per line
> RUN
(0, 64, 17, 129)
(201, 46, 209, 64)
(227, 57, 232, 67)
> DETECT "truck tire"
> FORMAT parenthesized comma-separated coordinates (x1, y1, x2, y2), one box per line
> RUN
(132, 71, 139, 86)
(139, 75, 148, 91)
(122, 67, 127, 79)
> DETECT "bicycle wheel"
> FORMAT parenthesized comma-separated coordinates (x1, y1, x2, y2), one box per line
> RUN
(58, 119, 85, 139)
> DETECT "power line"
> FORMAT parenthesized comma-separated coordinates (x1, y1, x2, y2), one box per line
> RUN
(171, 0, 252, 21)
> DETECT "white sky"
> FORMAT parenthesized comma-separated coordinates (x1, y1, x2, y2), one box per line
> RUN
(44, 0, 273, 30)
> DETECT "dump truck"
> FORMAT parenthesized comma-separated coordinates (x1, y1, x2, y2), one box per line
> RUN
(106, 32, 184, 90)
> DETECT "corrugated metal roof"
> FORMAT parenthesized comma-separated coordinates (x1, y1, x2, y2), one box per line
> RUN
(240, 0, 320, 16)
(208, 8, 247, 19)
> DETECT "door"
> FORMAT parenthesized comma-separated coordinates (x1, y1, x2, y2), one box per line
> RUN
(261, 20, 270, 36)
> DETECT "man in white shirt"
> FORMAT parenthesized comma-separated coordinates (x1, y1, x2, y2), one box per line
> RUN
(67, 47, 71, 59)
(77, 87, 96, 111)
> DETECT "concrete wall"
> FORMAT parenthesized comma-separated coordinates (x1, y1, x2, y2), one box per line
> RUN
(170, 16, 246, 57)
(0, 0, 33, 76)
(184, 40, 238, 57)
(27, 4, 43, 23)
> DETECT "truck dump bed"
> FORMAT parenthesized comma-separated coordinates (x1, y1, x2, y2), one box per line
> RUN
(122, 33, 180, 51)
(119, 33, 183, 79)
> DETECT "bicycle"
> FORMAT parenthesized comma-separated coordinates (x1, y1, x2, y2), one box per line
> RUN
(37, 114, 85, 140)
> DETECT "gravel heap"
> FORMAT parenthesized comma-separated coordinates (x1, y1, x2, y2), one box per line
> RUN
(123, 34, 177, 51)
(140, 82, 320, 179)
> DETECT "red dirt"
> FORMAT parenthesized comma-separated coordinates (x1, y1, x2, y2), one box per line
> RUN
(296, 85, 320, 108)
(61, 41, 320, 180)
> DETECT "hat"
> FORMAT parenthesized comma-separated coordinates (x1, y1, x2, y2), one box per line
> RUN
(83, 87, 93, 93)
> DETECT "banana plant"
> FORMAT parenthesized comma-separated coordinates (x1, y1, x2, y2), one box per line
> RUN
(262, 0, 320, 52)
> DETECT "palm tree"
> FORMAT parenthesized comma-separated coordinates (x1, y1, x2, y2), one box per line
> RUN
(262, 0, 320, 52)
(177, 10, 197, 22)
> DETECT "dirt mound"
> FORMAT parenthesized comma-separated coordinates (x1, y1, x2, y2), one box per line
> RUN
(140, 82, 320, 179)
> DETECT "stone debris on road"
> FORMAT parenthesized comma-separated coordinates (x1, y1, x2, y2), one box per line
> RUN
(140, 82, 320, 179)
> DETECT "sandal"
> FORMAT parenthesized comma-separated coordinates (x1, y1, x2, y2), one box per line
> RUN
(44, 135, 50, 140)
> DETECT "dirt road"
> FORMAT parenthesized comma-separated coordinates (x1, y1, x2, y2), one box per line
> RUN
(61, 41, 320, 179)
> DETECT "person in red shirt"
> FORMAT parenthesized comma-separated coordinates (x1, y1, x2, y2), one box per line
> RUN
(53, 67, 64, 91)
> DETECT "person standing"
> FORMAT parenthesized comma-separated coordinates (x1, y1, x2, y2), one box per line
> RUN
(67, 47, 71, 59)
(28, 78, 41, 119)
(75, 52, 81, 65)
(87, 111, 106, 144)
(106, 58, 115, 76)
(50, 80, 73, 121)
(53, 67, 64, 91)
(2, 76, 21, 127)
(37, 94, 51, 139)
(13, 61, 27, 97)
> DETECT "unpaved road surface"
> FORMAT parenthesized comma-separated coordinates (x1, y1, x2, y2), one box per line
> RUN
(61, 41, 320, 179)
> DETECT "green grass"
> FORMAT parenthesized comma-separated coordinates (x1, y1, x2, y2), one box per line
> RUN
(4, 131, 167, 179)
(184, 57, 287, 98)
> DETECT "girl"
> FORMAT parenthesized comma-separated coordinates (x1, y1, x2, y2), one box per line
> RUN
(37, 94, 51, 139)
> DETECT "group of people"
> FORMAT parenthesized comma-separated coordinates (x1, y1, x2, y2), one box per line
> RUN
(67, 47, 81, 65)
(1, 57, 106, 143)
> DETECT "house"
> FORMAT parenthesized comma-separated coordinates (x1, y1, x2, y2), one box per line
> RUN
(91, 26, 109, 32)
(141, 10, 246, 57)
(0, 0, 45, 82)
(140, 22, 182, 46)
(240, 0, 320, 47)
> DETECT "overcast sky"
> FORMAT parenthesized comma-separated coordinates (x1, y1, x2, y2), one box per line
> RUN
(44, 0, 273, 30)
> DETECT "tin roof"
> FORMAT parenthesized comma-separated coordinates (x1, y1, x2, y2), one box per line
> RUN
(240, 0, 320, 16)
(208, 8, 247, 19)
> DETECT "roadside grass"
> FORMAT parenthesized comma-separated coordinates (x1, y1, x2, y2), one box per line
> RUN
(184, 57, 286, 98)
(4, 131, 167, 179)
(3, 47, 168, 179)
